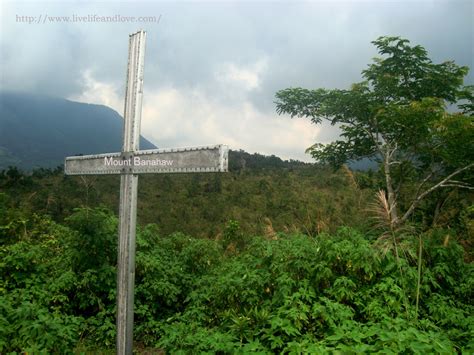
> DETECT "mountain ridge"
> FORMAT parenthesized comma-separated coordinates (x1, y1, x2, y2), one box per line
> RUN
(0, 92, 374, 171)
(0, 92, 157, 170)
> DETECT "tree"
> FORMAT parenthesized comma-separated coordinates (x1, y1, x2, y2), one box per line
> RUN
(275, 36, 473, 227)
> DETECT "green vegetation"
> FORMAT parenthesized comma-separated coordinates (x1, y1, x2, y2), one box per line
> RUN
(1, 200, 473, 353)
(276, 36, 473, 229)
(1, 152, 472, 353)
(0, 36, 473, 353)
(0, 152, 374, 238)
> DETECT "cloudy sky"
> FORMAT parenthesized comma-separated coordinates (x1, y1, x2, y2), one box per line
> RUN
(1, 0, 472, 161)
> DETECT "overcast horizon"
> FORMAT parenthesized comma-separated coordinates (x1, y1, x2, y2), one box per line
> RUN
(1, 0, 472, 162)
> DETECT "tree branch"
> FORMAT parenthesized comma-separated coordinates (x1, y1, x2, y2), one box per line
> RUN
(440, 183, 474, 190)
(413, 169, 437, 199)
(399, 163, 474, 224)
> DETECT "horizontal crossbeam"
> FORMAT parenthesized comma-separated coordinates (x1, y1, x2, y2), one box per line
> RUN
(64, 144, 229, 175)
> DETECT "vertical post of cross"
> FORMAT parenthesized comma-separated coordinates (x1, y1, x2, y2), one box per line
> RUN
(116, 30, 146, 355)
(65, 30, 228, 354)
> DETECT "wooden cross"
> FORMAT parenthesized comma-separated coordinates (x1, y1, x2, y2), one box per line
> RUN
(64, 30, 228, 355)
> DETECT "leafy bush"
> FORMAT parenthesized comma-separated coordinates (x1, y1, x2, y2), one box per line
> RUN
(157, 229, 473, 353)
(0, 201, 472, 352)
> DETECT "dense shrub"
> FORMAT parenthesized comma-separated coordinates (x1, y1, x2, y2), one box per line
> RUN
(157, 229, 473, 353)
(0, 202, 472, 352)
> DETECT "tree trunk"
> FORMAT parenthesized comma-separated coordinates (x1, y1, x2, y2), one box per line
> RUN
(383, 151, 399, 226)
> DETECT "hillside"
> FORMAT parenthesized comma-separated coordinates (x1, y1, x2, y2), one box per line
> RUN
(0, 92, 156, 170)
(0, 152, 370, 237)
(1, 160, 473, 353)
(1, 152, 471, 244)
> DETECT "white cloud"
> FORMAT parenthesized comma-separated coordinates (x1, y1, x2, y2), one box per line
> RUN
(70, 69, 321, 161)
(141, 85, 320, 161)
(216, 58, 268, 91)
(68, 70, 123, 113)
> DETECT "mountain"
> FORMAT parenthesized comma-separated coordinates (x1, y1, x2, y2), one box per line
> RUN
(0, 92, 375, 172)
(0, 92, 156, 170)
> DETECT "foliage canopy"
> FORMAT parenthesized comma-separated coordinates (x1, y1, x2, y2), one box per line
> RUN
(275, 36, 473, 226)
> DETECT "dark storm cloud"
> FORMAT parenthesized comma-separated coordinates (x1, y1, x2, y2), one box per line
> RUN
(3, 1, 471, 97)
(1, 0, 472, 160)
